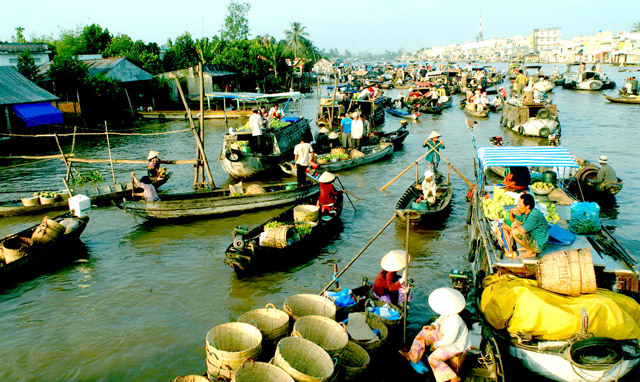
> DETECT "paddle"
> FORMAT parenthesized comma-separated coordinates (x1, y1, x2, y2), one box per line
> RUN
(379, 148, 436, 191)
(335, 176, 356, 211)
(435, 151, 473, 188)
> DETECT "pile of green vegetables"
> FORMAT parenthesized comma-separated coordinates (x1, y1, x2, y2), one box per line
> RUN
(33, 191, 59, 199)
(237, 119, 290, 132)
(481, 194, 515, 220)
(569, 217, 601, 234)
(70, 170, 103, 185)
(317, 153, 350, 162)
(264, 220, 313, 237)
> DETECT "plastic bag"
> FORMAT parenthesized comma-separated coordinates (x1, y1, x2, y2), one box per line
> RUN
(569, 202, 601, 234)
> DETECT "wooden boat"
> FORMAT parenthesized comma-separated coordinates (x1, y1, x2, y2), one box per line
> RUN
(467, 146, 640, 382)
(0, 174, 171, 218)
(603, 94, 640, 104)
(385, 108, 421, 120)
(317, 142, 394, 173)
(568, 155, 623, 197)
(136, 109, 252, 120)
(500, 102, 560, 138)
(0, 213, 89, 286)
(117, 181, 320, 220)
(224, 194, 343, 275)
(417, 96, 453, 114)
(372, 126, 409, 150)
(464, 104, 489, 118)
(394, 174, 453, 223)
(218, 117, 313, 179)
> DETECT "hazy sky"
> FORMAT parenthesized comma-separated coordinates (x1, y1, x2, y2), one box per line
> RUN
(1, 0, 638, 53)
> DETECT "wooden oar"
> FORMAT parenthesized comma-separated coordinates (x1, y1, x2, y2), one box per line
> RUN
(436, 151, 473, 187)
(379, 148, 435, 191)
(336, 176, 356, 211)
(402, 213, 410, 343)
(319, 214, 396, 295)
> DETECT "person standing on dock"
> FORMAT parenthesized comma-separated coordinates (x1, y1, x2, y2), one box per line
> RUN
(423, 131, 445, 172)
(293, 137, 314, 185)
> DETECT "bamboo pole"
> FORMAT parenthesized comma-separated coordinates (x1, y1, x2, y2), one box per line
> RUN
(71, 126, 77, 153)
(199, 62, 205, 185)
(54, 133, 72, 182)
(64, 158, 196, 165)
(402, 213, 410, 343)
(437, 151, 473, 187)
(104, 122, 117, 184)
(319, 214, 396, 295)
(0, 154, 75, 160)
(380, 148, 435, 191)
(329, 76, 339, 128)
(172, 76, 215, 188)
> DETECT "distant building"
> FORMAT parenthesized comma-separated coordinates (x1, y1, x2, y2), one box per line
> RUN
(533, 28, 561, 53)
(0, 42, 51, 67)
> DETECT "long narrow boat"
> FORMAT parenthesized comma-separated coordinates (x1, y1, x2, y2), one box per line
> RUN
(318, 142, 394, 173)
(385, 108, 421, 120)
(219, 117, 313, 179)
(0, 175, 171, 218)
(374, 126, 409, 150)
(468, 146, 640, 382)
(603, 94, 640, 104)
(136, 109, 252, 120)
(0, 213, 89, 286)
(464, 104, 489, 118)
(394, 175, 453, 223)
(117, 181, 319, 220)
(224, 193, 343, 275)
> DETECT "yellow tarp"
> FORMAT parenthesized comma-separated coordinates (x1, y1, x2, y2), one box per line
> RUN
(480, 274, 640, 341)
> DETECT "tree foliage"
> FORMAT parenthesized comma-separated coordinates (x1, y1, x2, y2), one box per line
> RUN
(81, 24, 112, 54)
(48, 54, 88, 100)
(15, 27, 26, 43)
(632, 21, 640, 33)
(284, 22, 310, 59)
(102, 34, 163, 74)
(220, 1, 250, 42)
(17, 49, 44, 84)
(212, 39, 268, 90)
(80, 73, 123, 121)
(163, 32, 200, 72)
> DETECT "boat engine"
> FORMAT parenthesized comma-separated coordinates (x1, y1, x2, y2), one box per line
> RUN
(449, 269, 471, 297)
(232, 226, 249, 250)
(489, 136, 503, 146)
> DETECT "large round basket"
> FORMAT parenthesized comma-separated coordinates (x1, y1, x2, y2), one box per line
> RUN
(274, 337, 335, 382)
(294, 205, 319, 223)
(536, 248, 596, 297)
(205, 322, 263, 371)
(238, 303, 290, 342)
(283, 294, 336, 321)
(1, 237, 32, 264)
(262, 225, 299, 248)
(351, 314, 388, 353)
(292, 315, 348, 357)
(31, 217, 66, 245)
(173, 376, 210, 382)
(233, 361, 294, 382)
(338, 341, 370, 381)
(365, 299, 403, 327)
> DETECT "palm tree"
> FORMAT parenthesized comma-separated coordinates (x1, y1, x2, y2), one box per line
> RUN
(284, 22, 309, 59)
(258, 35, 287, 78)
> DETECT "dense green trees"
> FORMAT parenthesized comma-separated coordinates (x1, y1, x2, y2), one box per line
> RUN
(48, 55, 88, 101)
(220, 1, 251, 42)
(17, 50, 44, 84)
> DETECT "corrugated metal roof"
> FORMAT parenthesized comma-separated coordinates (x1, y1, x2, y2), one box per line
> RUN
(0, 43, 50, 53)
(0, 66, 59, 106)
(39, 57, 152, 82)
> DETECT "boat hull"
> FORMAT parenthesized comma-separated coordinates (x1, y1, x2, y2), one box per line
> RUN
(318, 143, 393, 172)
(603, 94, 640, 104)
(394, 177, 453, 223)
(136, 110, 252, 120)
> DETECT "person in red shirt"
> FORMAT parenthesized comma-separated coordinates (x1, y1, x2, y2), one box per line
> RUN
(316, 172, 341, 214)
(372, 250, 410, 305)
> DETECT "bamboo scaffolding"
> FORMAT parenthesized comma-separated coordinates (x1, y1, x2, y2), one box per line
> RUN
(64, 158, 196, 165)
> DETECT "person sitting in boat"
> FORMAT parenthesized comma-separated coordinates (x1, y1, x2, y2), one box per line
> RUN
(594, 155, 618, 191)
(358, 86, 371, 100)
(418, 170, 437, 205)
(503, 166, 531, 191)
(423, 131, 444, 172)
(372, 250, 410, 305)
(400, 120, 409, 129)
(409, 88, 421, 99)
(268, 104, 284, 120)
(399, 287, 470, 381)
(327, 131, 341, 149)
(146, 151, 167, 181)
(131, 172, 160, 202)
(507, 193, 549, 259)
(316, 171, 342, 214)
(315, 127, 331, 154)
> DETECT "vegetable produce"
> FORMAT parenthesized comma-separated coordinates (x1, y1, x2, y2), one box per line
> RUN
(531, 182, 554, 191)
(70, 170, 103, 185)
(34, 191, 59, 199)
(482, 193, 515, 220)
(294, 222, 313, 237)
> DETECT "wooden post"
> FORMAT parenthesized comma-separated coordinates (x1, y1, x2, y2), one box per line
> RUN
(329, 75, 339, 129)
(333, 263, 339, 291)
(173, 76, 215, 188)
(198, 62, 206, 186)
(71, 126, 77, 153)
(403, 214, 410, 343)
(104, 121, 117, 185)
(54, 133, 72, 182)
(124, 87, 134, 116)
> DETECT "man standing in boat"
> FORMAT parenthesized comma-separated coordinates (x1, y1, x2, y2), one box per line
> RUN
(340, 113, 352, 148)
(423, 131, 445, 172)
(514, 70, 528, 96)
(249, 108, 264, 152)
(507, 193, 548, 258)
(293, 137, 314, 186)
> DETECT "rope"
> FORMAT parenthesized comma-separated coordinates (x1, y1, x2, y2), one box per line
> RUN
(332, 272, 339, 284)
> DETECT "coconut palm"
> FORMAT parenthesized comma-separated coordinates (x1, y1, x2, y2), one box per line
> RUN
(284, 22, 310, 59)
(258, 35, 287, 78)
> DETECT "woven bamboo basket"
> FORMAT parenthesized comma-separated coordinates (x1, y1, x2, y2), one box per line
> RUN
(351, 314, 388, 353)
(206, 357, 234, 381)
(338, 341, 370, 381)
(365, 299, 403, 327)
(274, 337, 335, 382)
(31, 217, 66, 245)
(292, 315, 348, 357)
(1, 237, 32, 264)
(238, 303, 290, 342)
(536, 248, 597, 297)
(233, 361, 294, 382)
(283, 294, 336, 321)
(205, 322, 263, 371)
(173, 375, 210, 382)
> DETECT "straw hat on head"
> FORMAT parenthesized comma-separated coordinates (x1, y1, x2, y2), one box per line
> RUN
(318, 172, 336, 183)
(424, 170, 434, 179)
(328, 132, 339, 139)
(318, 127, 330, 134)
(400, 120, 408, 125)
(428, 131, 441, 140)
(599, 155, 608, 163)
(147, 150, 159, 160)
(380, 250, 410, 272)
(428, 287, 466, 315)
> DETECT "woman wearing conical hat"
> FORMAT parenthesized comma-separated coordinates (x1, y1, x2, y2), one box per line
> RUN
(146, 150, 167, 181)
(400, 287, 470, 382)
(372, 250, 410, 305)
(423, 131, 444, 172)
(316, 172, 341, 214)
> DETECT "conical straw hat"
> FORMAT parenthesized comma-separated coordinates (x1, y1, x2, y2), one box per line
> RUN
(380, 250, 409, 272)
(318, 172, 336, 183)
(428, 287, 465, 315)
(428, 131, 441, 139)
(147, 150, 159, 160)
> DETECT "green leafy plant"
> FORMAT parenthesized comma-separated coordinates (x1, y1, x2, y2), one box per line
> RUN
(70, 170, 103, 185)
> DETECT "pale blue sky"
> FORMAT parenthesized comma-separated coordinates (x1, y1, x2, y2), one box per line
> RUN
(1, 0, 638, 53)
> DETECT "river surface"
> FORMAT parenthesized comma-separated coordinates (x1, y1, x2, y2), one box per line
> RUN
(1, 63, 640, 381)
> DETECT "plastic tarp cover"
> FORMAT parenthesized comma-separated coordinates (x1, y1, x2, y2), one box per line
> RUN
(13, 102, 63, 127)
(480, 274, 640, 341)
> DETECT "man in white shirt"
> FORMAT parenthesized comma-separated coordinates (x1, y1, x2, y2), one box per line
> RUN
(293, 137, 314, 185)
(268, 104, 284, 120)
(351, 115, 364, 149)
(249, 109, 263, 152)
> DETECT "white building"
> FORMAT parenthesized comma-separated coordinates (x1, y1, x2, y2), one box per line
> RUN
(533, 28, 561, 52)
(0, 43, 51, 67)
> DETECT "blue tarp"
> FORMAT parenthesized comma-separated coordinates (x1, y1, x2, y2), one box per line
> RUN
(13, 103, 63, 127)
